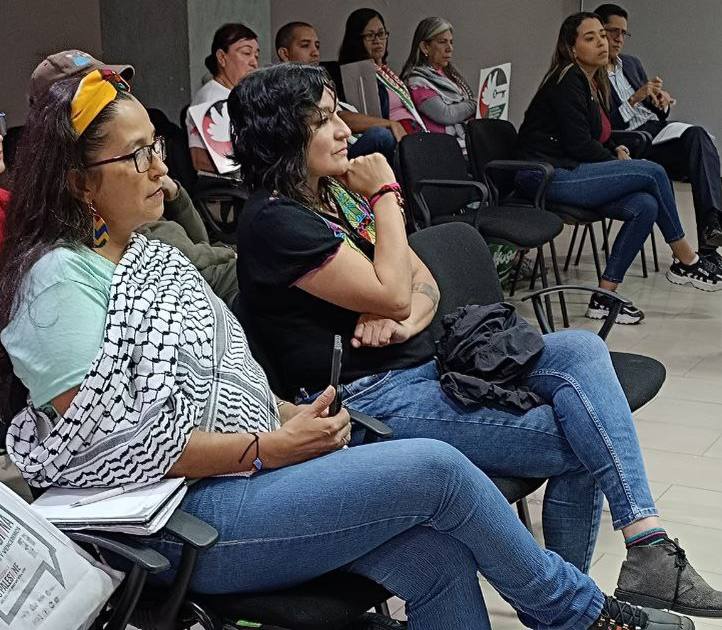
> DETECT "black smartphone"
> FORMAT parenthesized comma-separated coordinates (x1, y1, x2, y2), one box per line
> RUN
(329, 335, 343, 415)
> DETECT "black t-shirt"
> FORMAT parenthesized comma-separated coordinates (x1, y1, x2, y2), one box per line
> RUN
(236, 189, 435, 399)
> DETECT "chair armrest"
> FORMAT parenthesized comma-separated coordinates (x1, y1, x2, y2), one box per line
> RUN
(349, 409, 394, 439)
(162, 509, 219, 550)
(66, 530, 170, 574)
(611, 130, 652, 158)
(192, 186, 247, 243)
(522, 286, 632, 340)
(483, 159, 554, 207)
(414, 179, 490, 204)
(412, 179, 490, 229)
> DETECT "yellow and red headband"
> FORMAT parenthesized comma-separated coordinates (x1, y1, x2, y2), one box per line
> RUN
(70, 68, 130, 136)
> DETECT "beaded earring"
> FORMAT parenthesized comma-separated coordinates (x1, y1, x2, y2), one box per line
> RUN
(89, 202, 109, 248)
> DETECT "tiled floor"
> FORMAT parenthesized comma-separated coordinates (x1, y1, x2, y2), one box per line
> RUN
(389, 183, 722, 628)
(2, 183, 720, 629)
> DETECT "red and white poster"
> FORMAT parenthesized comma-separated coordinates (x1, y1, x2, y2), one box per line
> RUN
(188, 99, 237, 174)
(477, 63, 511, 120)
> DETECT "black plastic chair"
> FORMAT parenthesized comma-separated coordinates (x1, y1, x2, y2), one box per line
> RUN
(409, 222, 666, 411)
(397, 132, 567, 327)
(407, 223, 667, 525)
(320, 61, 347, 102)
(466, 119, 657, 285)
(147, 108, 198, 194)
(465, 118, 605, 291)
(176, 103, 248, 245)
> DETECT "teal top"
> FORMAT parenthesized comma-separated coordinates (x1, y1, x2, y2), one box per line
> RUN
(1, 246, 115, 408)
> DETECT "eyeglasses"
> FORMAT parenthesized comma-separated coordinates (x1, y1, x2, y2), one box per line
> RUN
(84, 136, 166, 173)
(361, 29, 389, 42)
(604, 27, 631, 39)
(0, 112, 7, 137)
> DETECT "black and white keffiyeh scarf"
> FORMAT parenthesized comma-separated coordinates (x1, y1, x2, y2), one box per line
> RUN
(7, 235, 279, 488)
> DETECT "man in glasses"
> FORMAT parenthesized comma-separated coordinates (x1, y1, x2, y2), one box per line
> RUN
(27, 51, 239, 307)
(595, 4, 722, 268)
(275, 21, 400, 165)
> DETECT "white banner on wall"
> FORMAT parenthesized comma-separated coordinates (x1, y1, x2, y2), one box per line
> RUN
(477, 63, 512, 120)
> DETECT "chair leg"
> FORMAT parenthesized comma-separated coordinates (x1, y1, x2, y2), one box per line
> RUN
(564, 224, 580, 272)
(537, 246, 555, 332)
(516, 498, 535, 536)
(528, 250, 541, 291)
(508, 250, 525, 297)
(640, 239, 649, 278)
(588, 224, 603, 282)
(602, 219, 611, 262)
(375, 601, 392, 617)
(549, 240, 570, 328)
(651, 228, 660, 271)
(574, 225, 589, 267)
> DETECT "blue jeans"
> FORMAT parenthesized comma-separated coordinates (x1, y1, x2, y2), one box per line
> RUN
(150, 439, 603, 629)
(517, 160, 685, 283)
(347, 126, 397, 164)
(310, 330, 657, 573)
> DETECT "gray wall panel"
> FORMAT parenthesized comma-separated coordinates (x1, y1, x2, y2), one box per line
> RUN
(187, 0, 272, 95)
(0, 0, 102, 126)
(591, 0, 722, 150)
(100, 0, 190, 122)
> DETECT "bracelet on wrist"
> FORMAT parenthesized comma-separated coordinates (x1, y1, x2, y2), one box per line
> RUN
(238, 432, 264, 472)
(368, 183, 405, 218)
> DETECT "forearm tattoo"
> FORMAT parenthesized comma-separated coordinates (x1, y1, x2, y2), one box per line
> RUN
(412, 282, 440, 307)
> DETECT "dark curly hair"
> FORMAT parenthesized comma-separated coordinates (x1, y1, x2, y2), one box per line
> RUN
(338, 8, 388, 65)
(0, 75, 130, 420)
(227, 63, 336, 206)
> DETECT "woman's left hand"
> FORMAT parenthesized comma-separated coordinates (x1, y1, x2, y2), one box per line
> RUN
(351, 313, 412, 348)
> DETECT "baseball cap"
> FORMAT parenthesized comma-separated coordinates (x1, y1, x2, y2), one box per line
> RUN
(29, 50, 134, 104)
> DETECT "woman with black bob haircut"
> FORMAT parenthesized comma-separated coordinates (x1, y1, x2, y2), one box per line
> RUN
(185, 22, 259, 173)
(231, 61, 722, 623)
(338, 8, 426, 134)
(0, 66, 693, 630)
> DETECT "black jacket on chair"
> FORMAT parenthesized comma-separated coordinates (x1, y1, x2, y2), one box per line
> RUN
(516, 64, 618, 169)
(608, 54, 670, 130)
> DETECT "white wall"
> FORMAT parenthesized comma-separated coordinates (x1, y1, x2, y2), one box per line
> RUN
(187, 0, 272, 95)
(270, 0, 578, 126)
(0, 0, 102, 126)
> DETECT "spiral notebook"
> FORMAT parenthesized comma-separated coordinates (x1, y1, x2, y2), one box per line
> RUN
(30, 478, 187, 535)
